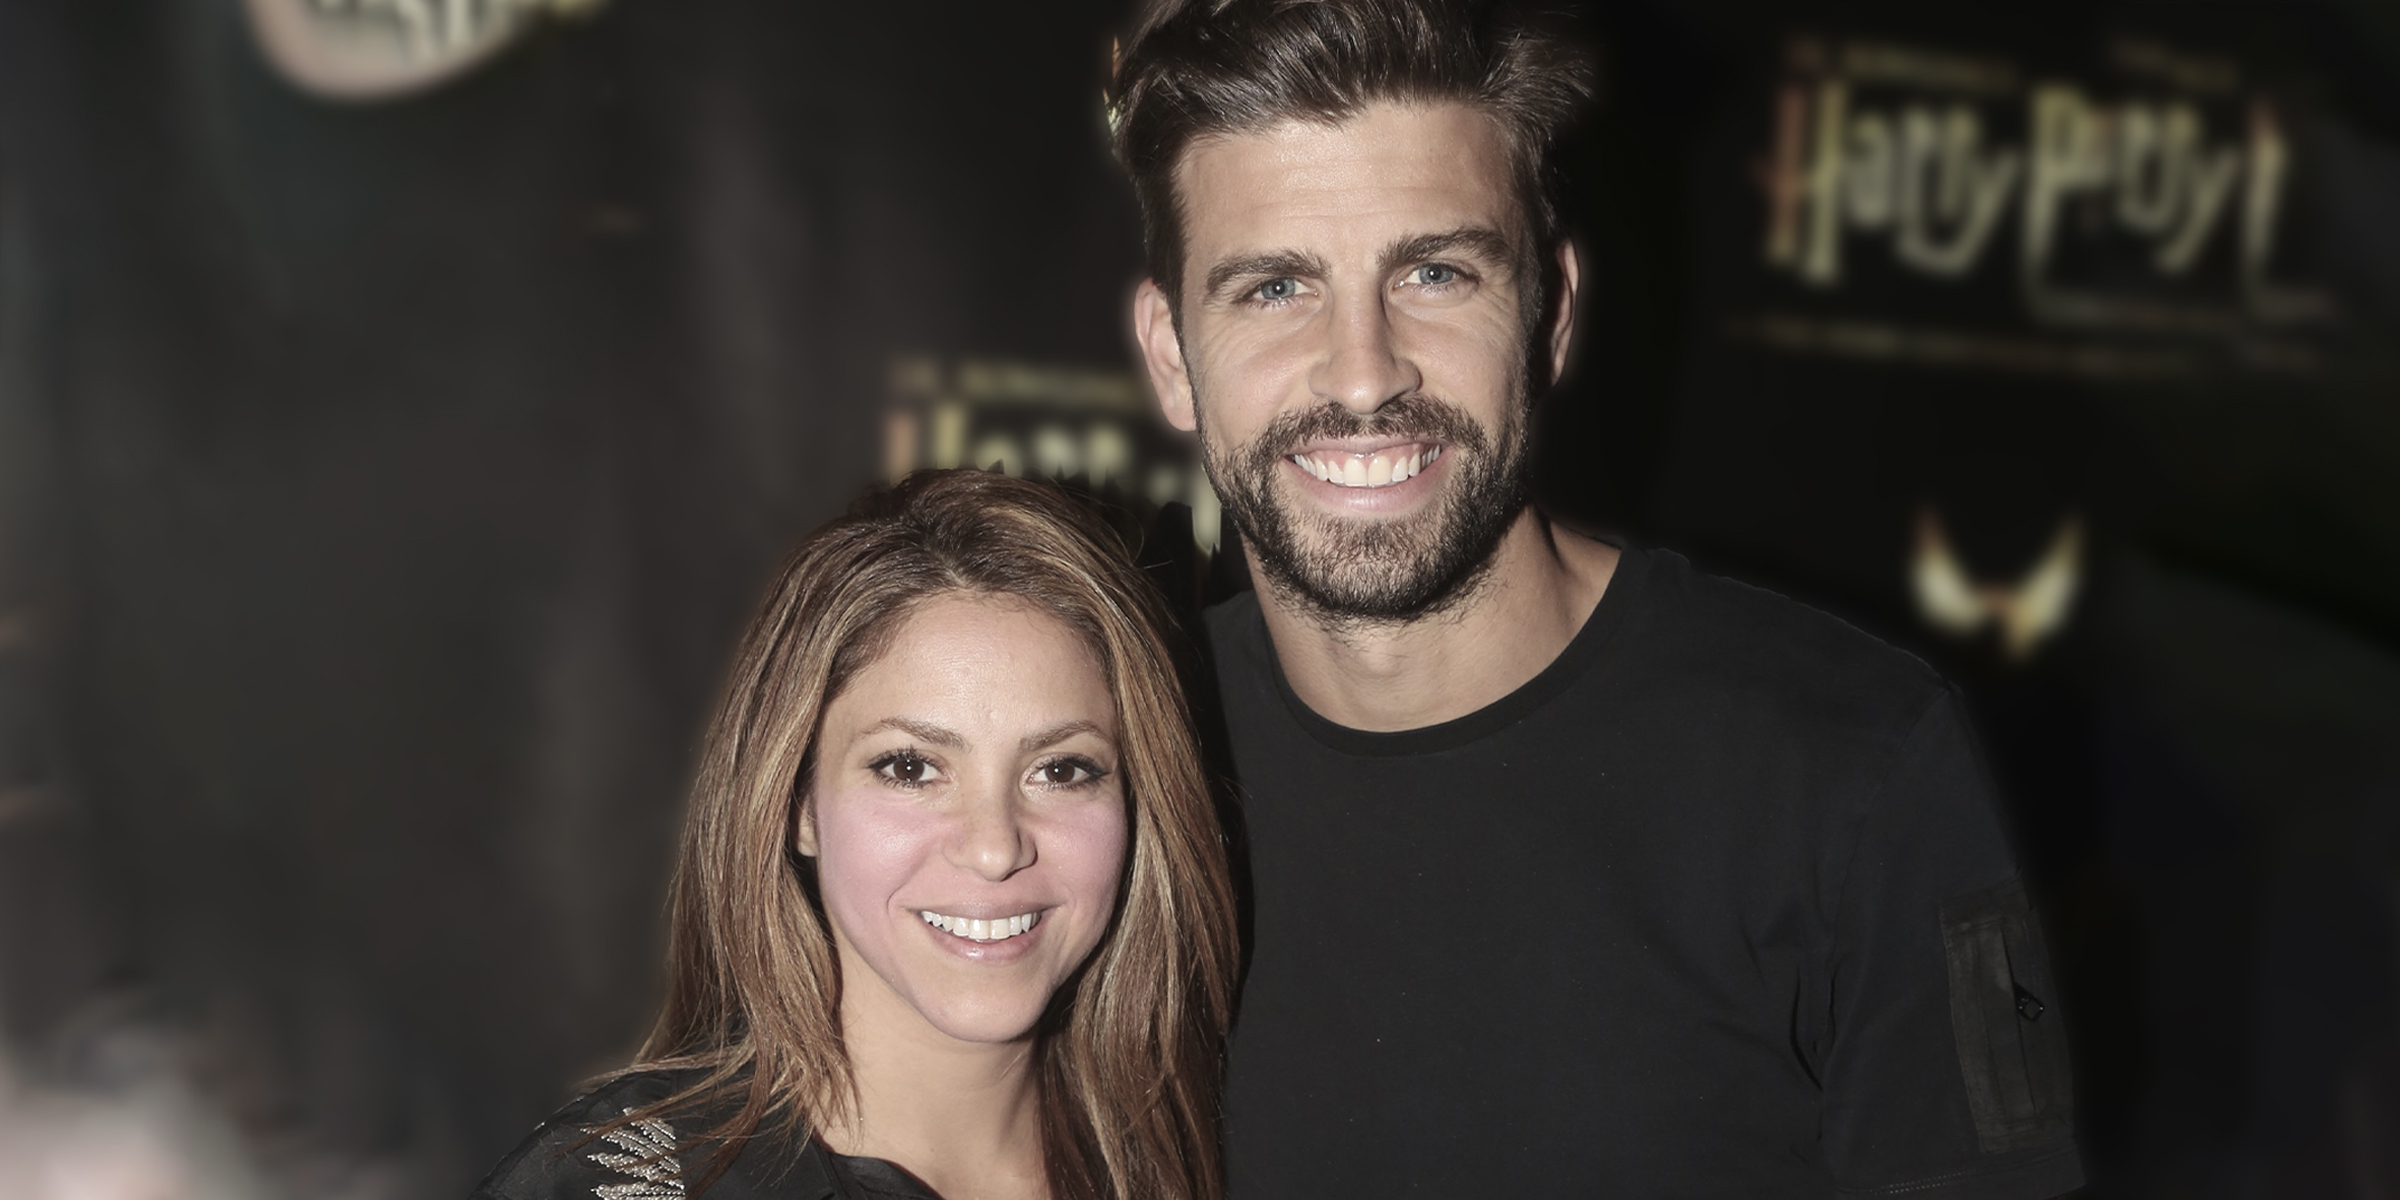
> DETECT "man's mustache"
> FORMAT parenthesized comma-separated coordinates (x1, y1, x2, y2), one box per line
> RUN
(1246, 395, 1492, 463)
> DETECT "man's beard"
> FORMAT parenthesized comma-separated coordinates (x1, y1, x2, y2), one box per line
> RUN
(1196, 391, 1532, 625)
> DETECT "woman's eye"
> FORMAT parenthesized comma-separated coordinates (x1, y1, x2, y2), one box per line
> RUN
(1033, 757, 1106, 787)
(872, 751, 939, 786)
(1411, 263, 1459, 287)
(1253, 277, 1300, 303)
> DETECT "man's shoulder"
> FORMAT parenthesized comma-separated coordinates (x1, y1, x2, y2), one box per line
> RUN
(1626, 545, 1949, 736)
(1199, 585, 1263, 641)
(1197, 545, 1948, 728)
(1198, 587, 1270, 681)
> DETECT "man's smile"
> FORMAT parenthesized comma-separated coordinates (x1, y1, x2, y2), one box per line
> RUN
(1288, 443, 1443, 489)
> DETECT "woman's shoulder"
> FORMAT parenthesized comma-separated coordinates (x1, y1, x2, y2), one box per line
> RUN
(466, 1071, 942, 1200)
(467, 1070, 756, 1200)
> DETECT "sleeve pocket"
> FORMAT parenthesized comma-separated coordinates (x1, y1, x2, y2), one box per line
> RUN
(1939, 876, 2075, 1154)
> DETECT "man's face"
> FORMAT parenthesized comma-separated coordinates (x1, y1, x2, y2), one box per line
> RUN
(1135, 102, 1576, 622)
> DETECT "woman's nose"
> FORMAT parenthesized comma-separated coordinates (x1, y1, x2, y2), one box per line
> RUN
(946, 788, 1037, 881)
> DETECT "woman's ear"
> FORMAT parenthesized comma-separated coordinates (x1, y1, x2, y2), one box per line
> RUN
(794, 796, 820, 858)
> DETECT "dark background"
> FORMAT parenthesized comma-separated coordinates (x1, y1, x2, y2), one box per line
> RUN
(0, 1, 2393, 1196)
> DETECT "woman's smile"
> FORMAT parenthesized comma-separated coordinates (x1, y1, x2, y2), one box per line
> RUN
(919, 909, 1044, 943)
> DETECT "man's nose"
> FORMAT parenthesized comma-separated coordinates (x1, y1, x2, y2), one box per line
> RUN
(1309, 287, 1421, 416)
(945, 785, 1037, 882)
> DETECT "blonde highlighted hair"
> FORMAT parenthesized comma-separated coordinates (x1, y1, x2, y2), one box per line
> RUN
(616, 469, 1236, 1200)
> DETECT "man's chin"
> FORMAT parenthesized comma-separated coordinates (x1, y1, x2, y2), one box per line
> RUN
(1258, 519, 1493, 623)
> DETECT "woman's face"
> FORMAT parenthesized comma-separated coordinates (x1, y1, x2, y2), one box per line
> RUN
(800, 592, 1130, 1046)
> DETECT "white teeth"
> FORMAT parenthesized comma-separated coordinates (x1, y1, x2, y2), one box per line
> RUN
(919, 910, 1043, 943)
(1294, 445, 1440, 490)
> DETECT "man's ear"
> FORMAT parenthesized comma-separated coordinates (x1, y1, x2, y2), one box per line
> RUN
(1133, 278, 1198, 433)
(793, 797, 819, 858)
(1546, 239, 1581, 386)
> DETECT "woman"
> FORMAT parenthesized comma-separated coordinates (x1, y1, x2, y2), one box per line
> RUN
(473, 470, 1239, 1200)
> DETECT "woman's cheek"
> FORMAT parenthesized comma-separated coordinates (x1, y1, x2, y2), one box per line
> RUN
(811, 790, 944, 926)
(1046, 791, 1132, 920)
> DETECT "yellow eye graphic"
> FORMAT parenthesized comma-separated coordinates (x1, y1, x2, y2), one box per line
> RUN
(1911, 508, 2083, 663)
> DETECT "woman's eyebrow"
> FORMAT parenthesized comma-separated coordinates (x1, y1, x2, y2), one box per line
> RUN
(857, 716, 966, 748)
(1203, 249, 1330, 301)
(1019, 719, 1109, 754)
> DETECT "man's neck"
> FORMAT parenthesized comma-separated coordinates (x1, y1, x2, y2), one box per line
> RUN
(1251, 508, 1619, 733)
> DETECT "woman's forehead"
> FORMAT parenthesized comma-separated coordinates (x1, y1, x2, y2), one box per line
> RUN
(828, 593, 1118, 746)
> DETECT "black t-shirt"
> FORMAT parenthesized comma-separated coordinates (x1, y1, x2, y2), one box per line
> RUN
(1206, 542, 2082, 1199)
(470, 1071, 943, 1200)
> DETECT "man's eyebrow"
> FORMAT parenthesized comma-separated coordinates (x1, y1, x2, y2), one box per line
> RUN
(1203, 250, 1331, 301)
(856, 717, 966, 749)
(1019, 719, 1110, 755)
(1380, 226, 1519, 277)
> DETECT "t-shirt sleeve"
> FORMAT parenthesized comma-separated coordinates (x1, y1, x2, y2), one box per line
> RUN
(1821, 688, 2084, 1200)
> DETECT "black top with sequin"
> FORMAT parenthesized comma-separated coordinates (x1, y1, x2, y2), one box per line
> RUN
(470, 1071, 944, 1200)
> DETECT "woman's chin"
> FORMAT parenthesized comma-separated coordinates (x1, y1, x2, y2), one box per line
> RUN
(910, 997, 1051, 1046)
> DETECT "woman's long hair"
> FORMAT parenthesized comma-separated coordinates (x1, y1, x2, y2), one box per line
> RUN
(617, 469, 1237, 1200)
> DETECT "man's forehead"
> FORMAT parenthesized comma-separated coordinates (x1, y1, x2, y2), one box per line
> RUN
(1172, 101, 1520, 253)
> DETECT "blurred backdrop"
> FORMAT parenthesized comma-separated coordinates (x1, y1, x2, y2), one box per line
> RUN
(0, 1, 2393, 1196)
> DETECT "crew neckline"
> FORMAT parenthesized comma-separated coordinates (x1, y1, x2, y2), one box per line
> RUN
(1259, 537, 1646, 757)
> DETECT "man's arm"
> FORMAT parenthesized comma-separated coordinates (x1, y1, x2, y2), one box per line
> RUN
(1820, 689, 2084, 1200)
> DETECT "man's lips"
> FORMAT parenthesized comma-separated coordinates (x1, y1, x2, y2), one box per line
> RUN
(1286, 442, 1443, 490)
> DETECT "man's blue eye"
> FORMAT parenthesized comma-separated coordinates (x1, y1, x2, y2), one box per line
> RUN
(1417, 264, 1457, 285)
(1258, 278, 1298, 301)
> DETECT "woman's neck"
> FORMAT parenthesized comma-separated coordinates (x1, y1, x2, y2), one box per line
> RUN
(820, 986, 1051, 1200)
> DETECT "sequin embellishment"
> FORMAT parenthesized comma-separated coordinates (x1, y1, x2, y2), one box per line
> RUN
(587, 1109, 684, 1198)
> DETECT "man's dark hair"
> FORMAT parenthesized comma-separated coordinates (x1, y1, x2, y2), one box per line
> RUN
(1109, 0, 1595, 307)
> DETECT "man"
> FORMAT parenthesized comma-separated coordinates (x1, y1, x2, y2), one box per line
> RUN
(1114, 1, 2083, 1196)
